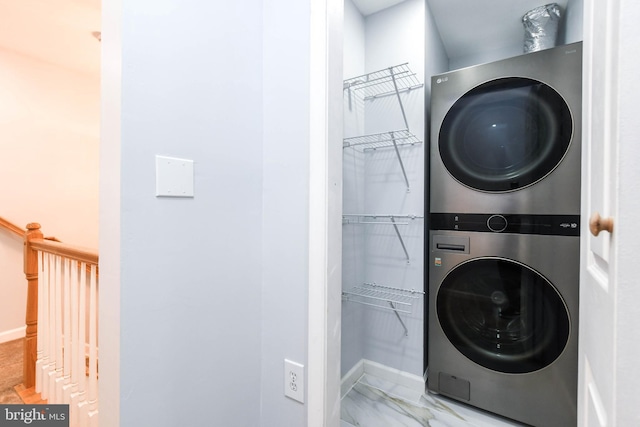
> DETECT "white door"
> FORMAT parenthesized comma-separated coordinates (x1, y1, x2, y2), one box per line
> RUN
(579, 0, 640, 426)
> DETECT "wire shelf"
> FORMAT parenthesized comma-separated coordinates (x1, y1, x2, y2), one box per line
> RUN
(342, 214, 422, 225)
(343, 63, 424, 99)
(343, 283, 423, 312)
(342, 214, 423, 263)
(343, 129, 422, 151)
(342, 283, 424, 336)
(343, 282, 423, 312)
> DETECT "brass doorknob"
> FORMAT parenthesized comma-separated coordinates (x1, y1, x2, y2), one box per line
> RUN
(589, 212, 614, 236)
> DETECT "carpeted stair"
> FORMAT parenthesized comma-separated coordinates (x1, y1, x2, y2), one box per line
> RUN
(0, 338, 24, 404)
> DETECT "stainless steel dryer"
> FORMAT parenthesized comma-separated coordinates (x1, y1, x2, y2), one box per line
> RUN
(427, 213, 579, 427)
(430, 42, 582, 215)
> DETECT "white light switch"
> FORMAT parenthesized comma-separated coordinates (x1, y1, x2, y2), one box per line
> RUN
(155, 155, 194, 197)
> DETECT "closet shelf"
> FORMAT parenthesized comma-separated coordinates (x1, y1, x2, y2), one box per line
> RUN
(343, 64, 423, 192)
(342, 283, 424, 336)
(342, 214, 422, 225)
(343, 129, 422, 192)
(342, 215, 423, 263)
(343, 63, 424, 100)
(343, 129, 422, 151)
(342, 283, 423, 314)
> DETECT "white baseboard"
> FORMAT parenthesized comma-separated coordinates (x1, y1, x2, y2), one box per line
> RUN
(340, 359, 365, 398)
(341, 359, 425, 398)
(0, 326, 26, 344)
(362, 360, 425, 394)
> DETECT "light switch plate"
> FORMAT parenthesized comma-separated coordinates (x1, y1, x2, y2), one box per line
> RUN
(155, 155, 194, 197)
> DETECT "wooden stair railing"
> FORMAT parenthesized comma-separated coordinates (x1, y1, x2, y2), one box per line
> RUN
(1, 218, 100, 426)
(0, 217, 36, 387)
(0, 216, 24, 238)
(0, 218, 79, 388)
(24, 223, 44, 390)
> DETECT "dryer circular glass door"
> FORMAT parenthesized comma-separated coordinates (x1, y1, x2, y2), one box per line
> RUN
(436, 258, 570, 373)
(439, 77, 573, 192)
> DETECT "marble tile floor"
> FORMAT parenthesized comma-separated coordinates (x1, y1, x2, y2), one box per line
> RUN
(341, 373, 525, 427)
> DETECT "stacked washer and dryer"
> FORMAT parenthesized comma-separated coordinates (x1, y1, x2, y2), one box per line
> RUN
(427, 42, 582, 427)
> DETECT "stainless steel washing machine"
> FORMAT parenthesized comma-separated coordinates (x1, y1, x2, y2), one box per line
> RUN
(430, 42, 582, 215)
(427, 214, 579, 427)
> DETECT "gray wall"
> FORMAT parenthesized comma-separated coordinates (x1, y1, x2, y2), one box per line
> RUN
(362, 0, 425, 376)
(342, 0, 367, 376)
(342, 0, 448, 378)
(117, 1, 264, 425)
(101, 0, 317, 425)
(449, 1, 583, 70)
(260, 0, 311, 424)
(0, 231, 25, 341)
(564, 0, 584, 44)
(424, 0, 449, 127)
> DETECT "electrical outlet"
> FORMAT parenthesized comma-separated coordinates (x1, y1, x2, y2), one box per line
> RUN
(284, 359, 304, 403)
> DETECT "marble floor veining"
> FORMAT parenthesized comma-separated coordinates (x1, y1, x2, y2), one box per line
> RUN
(341, 373, 524, 427)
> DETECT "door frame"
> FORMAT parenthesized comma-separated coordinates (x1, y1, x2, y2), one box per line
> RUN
(307, 0, 344, 426)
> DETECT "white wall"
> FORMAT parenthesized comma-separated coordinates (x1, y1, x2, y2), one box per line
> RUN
(0, 231, 25, 342)
(423, 0, 449, 372)
(0, 49, 100, 248)
(449, 1, 583, 70)
(102, 0, 264, 425)
(564, 0, 584, 44)
(102, 0, 328, 425)
(449, 45, 522, 71)
(342, 0, 437, 377)
(98, 0, 121, 424)
(261, 0, 312, 424)
(341, 0, 368, 377)
(343, 0, 366, 80)
(423, 0, 449, 119)
(0, 48, 99, 339)
(362, 0, 425, 377)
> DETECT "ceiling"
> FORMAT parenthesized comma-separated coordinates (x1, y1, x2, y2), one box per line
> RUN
(0, 0, 101, 75)
(351, 0, 569, 60)
(351, 0, 407, 16)
(0, 0, 568, 75)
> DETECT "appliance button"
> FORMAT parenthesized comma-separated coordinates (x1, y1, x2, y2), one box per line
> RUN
(487, 215, 508, 232)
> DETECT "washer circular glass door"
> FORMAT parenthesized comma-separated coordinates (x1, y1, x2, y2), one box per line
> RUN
(439, 77, 573, 192)
(436, 258, 570, 373)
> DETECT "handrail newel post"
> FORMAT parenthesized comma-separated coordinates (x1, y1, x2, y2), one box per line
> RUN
(23, 222, 43, 389)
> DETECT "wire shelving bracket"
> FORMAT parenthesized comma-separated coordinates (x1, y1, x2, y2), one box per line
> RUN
(342, 129, 421, 151)
(343, 63, 424, 101)
(343, 64, 423, 192)
(342, 214, 423, 264)
(341, 64, 424, 338)
(343, 130, 421, 192)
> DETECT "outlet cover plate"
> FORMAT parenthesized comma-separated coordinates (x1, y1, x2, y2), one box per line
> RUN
(155, 155, 194, 198)
(284, 359, 304, 403)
